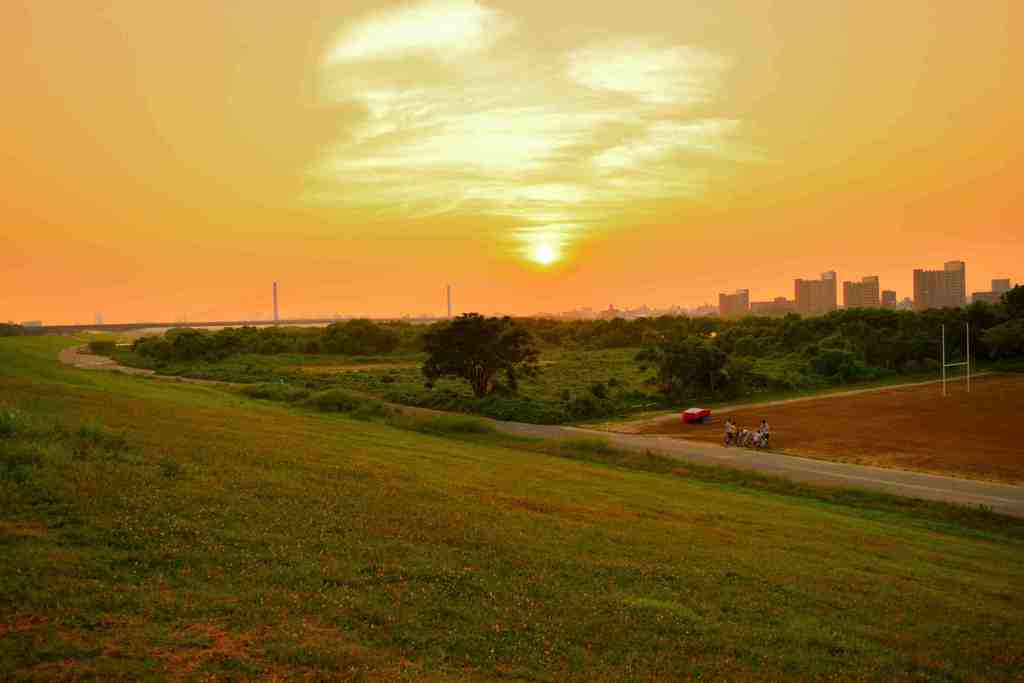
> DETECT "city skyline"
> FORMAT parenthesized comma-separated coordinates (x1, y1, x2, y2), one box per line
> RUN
(8, 260, 1017, 327)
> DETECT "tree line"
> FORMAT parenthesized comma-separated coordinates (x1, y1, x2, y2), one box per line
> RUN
(130, 319, 417, 363)
(120, 285, 1024, 410)
(418, 287, 1024, 404)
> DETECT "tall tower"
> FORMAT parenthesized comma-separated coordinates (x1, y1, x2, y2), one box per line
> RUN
(273, 282, 279, 323)
(446, 284, 452, 319)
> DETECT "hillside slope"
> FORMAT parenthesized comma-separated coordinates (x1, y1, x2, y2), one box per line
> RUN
(2, 337, 1022, 681)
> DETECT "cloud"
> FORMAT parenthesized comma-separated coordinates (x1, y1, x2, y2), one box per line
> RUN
(593, 119, 740, 171)
(567, 40, 728, 105)
(313, 6, 748, 260)
(327, 0, 511, 64)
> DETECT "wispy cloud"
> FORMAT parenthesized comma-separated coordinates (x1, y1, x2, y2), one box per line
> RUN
(326, 0, 511, 64)
(312, 0, 750, 262)
(593, 120, 740, 171)
(566, 41, 729, 105)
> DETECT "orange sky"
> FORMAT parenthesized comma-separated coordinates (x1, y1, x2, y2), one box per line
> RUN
(2, 1, 1021, 323)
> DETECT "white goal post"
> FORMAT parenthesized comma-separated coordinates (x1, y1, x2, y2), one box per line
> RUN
(941, 323, 970, 397)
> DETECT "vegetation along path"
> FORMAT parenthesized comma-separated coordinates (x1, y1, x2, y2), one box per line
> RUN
(59, 343, 1024, 517)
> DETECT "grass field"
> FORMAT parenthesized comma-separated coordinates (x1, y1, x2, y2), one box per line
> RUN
(112, 346, 660, 423)
(636, 374, 1024, 484)
(110, 342, 952, 426)
(4, 336, 1024, 680)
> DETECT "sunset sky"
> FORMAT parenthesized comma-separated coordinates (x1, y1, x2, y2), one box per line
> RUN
(2, 1, 1021, 324)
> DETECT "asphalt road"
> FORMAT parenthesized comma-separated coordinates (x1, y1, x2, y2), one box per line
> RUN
(59, 344, 1024, 517)
(491, 421, 1024, 517)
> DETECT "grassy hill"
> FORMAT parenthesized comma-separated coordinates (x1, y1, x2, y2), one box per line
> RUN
(2, 336, 1022, 681)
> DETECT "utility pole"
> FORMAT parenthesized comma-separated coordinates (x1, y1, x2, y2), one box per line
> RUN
(273, 282, 279, 324)
(447, 284, 452, 319)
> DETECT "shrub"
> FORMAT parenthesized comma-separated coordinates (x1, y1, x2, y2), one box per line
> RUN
(0, 442, 43, 484)
(982, 319, 1024, 359)
(350, 401, 389, 420)
(589, 382, 608, 399)
(323, 319, 400, 355)
(395, 415, 495, 435)
(159, 456, 183, 479)
(240, 383, 311, 403)
(305, 389, 386, 419)
(0, 409, 24, 438)
(87, 340, 116, 355)
(468, 396, 567, 424)
(76, 420, 128, 452)
(566, 395, 615, 420)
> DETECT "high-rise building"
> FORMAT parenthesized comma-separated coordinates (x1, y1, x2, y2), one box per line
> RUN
(971, 291, 1001, 305)
(718, 289, 750, 318)
(794, 271, 837, 315)
(750, 297, 797, 315)
(971, 278, 1014, 305)
(913, 261, 966, 310)
(842, 275, 880, 309)
(881, 290, 897, 308)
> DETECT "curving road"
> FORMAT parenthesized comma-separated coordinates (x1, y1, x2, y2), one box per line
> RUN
(59, 344, 1024, 517)
(491, 421, 1024, 517)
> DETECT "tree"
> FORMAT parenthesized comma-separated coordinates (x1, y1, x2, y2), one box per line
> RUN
(982, 319, 1024, 359)
(323, 319, 400, 355)
(637, 335, 729, 401)
(1002, 285, 1024, 320)
(421, 314, 539, 398)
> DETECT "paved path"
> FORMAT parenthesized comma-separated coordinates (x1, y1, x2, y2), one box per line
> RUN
(58, 345, 235, 386)
(58, 344, 1024, 517)
(489, 421, 1024, 517)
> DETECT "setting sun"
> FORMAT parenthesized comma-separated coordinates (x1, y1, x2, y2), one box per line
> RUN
(531, 242, 559, 266)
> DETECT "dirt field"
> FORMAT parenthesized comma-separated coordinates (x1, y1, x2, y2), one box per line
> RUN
(635, 374, 1024, 483)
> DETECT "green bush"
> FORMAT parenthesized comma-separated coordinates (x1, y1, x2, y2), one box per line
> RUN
(159, 456, 183, 479)
(565, 395, 616, 420)
(323, 319, 401, 355)
(76, 420, 128, 453)
(0, 408, 24, 438)
(0, 441, 44, 484)
(87, 340, 116, 355)
(394, 415, 495, 435)
(240, 383, 311, 403)
(305, 389, 387, 419)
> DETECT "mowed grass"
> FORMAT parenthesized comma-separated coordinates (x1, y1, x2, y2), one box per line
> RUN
(2, 337, 1023, 681)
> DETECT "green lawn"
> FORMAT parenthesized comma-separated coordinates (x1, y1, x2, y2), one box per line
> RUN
(3, 336, 1023, 681)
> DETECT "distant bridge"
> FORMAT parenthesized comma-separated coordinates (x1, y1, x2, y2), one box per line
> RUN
(22, 317, 445, 335)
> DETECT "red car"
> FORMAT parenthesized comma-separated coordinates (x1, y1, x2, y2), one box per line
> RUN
(682, 407, 712, 424)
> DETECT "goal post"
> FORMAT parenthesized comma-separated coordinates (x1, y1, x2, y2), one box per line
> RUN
(941, 323, 970, 397)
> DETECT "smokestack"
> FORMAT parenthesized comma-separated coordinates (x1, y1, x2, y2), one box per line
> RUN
(447, 284, 452, 319)
(273, 282, 279, 323)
